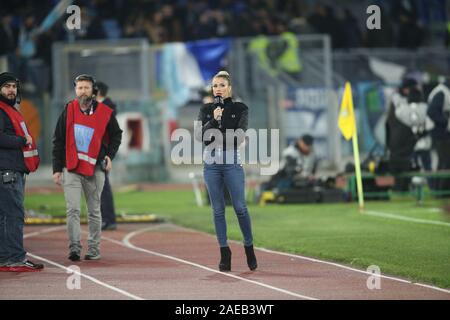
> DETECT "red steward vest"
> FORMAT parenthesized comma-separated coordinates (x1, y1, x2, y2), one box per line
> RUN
(66, 100, 113, 176)
(0, 100, 40, 172)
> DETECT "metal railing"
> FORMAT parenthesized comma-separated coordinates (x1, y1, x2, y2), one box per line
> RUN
(51, 38, 166, 182)
(229, 34, 340, 168)
(332, 47, 450, 85)
(346, 170, 450, 203)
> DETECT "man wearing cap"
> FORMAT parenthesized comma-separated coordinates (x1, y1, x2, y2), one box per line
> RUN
(52, 74, 122, 261)
(0, 72, 43, 272)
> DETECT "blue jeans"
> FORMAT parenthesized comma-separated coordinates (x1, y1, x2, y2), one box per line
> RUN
(0, 173, 26, 264)
(203, 149, 254, 247)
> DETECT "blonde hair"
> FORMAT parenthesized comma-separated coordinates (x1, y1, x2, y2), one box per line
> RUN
(212, 70, 232, 96)
(214, 70, 231, 84)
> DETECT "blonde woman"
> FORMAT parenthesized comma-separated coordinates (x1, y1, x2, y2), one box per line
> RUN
(196, 71, 257, 272)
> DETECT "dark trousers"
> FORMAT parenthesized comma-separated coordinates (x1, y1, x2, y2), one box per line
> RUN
(436, 140, 450, 195)
(389, 158, 412, 192)
(412, 150, 432, 171)
(101, 173, 116, 224)
(0, 173, 26, 264)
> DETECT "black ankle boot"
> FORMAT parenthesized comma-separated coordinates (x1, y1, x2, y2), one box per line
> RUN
(219, 246, 232, 271)
(244, 245, 258, 271)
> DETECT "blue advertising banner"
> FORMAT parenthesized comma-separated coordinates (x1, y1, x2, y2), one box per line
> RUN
(282, 87, 331, 160)
(161, 39, 231, 118)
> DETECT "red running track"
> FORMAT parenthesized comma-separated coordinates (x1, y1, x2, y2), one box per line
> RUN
(0, 223, 449, 300)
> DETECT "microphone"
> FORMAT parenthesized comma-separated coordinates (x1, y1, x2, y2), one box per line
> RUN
(213, 96, 224, 129)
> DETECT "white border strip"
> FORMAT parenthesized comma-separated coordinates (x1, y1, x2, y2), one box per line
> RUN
(364, 210, 450, 228)
(27, 253, 144, 300)
(26, 224, 450, 296)
(100, 228, 317, 300)
(28, 253, 145, 300)
(23, 226, 67, 239)
(169, 223, 450, 294)
(25, 226, 315, 300)
(23, 227, 144, 300)
(256, 247, 450, 294)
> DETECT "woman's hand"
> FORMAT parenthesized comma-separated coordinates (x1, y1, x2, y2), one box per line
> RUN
(213, 107, 224, 120)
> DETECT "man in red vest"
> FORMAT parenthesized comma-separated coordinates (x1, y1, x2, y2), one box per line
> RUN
(52, 74, 122, 262)
(0, 72, 43, 272)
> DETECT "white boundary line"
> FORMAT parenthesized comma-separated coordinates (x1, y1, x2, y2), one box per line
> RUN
(364, 210, 450, 228)
(100, 227, 317, 300)
(167, 223, 450, 295)
(23, 227, 144, 300)
(27, 253, 144, 300)
(26, 226, 316, 300)
(23, 226, 66, 239)
(256, 248, 450, 294)
(25, 224, 450, 296)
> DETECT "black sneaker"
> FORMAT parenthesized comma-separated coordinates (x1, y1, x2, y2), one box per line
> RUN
(68, 252, 81, 261)
(84, 253, 101, 260)
(6, 260, 44, 272)
(102, 222, 117, 231)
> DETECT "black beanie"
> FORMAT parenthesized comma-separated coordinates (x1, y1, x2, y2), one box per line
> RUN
(0, 72, 19, 88)
(400, 77, 418, 90)
(301, 134, 314, 146)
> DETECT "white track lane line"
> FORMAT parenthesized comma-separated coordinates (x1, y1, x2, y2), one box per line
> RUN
(168, 223, 450, 295)
(27, 224, 450, 296)
(256, 248, 450, 294)
(100, 227, 317, 300)
(24, 228, 144, 300)
(364, 210, 450, 228)
(23, 226, 66, 239)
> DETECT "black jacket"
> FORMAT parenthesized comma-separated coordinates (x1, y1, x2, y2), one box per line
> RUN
(196, 97, 248, 149)
(52, 100, 123, 174)
(0, 97, 28, 173)
(386, 101, 417, 162)
(102, 97, 117, 115)
(427, 91, 450, 142)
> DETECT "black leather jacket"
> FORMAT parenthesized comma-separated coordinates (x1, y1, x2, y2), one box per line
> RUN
(195, 97, 248, 150)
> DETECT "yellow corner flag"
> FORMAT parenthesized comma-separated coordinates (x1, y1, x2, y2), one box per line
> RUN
(338, 82, 364, 211)
(338, 82, 356, 140)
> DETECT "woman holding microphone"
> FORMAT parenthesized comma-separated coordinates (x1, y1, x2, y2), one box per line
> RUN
(196, 71, 257, 272)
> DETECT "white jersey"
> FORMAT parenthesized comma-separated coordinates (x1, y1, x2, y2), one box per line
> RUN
(391, 92, 433, 135)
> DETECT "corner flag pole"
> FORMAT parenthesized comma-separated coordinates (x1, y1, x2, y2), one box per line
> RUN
(351, 117, 364, 211)
(338, 82, 364, 211)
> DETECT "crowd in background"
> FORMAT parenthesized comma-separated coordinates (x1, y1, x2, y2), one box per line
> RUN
(0, 0, 448, 91)
(1, 0, 448, 54)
